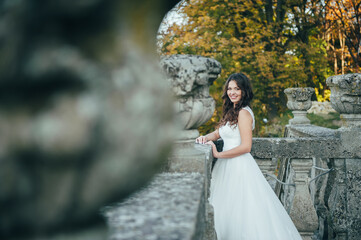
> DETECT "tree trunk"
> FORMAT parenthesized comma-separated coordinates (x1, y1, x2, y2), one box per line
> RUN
(265, 0, 273, 24)
(339, 30, 345, 74)
(331, 34, 338, 74)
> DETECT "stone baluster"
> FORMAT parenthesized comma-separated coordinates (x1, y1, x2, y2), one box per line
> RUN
(327, 158, 348, 240)
(284, 88, 314, 125)
(289, 158, 319, 240)
(326, 73, 361, 239)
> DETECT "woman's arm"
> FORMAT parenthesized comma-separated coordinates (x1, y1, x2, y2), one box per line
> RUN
(195, 129, 220, 144)
(207, 109, 253, 158)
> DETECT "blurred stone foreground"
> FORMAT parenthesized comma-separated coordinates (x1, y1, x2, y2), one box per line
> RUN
(0, 0, 180, 238)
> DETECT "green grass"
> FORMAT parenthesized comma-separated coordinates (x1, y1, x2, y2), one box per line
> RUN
(257, 111, 341, 137)
(306, 112, 341, 129)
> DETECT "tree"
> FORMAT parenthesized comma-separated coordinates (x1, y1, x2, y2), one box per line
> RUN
(326, 0, 361, 72)
(159, 0, 333, 136)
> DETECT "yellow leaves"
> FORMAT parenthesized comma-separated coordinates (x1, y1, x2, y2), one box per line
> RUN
(210, 6, 218, 11)
(315, 88, 331, 102)
(183, 32, 196, 43)
(160, 0, 339, 135)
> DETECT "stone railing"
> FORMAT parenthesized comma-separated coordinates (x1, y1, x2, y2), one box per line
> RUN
(279, 76, 361, 240)
(103, 172, 207, 240)
(102, 63, 361, 240)
(199, 75, 361, 240)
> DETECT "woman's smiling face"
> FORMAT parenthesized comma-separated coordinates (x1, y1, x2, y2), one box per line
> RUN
(227, 80, 242, 105)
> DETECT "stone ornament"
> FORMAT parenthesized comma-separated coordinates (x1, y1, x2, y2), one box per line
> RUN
(0, 0, 178, 237)
(160, 54, 221, 139)
(326, 73, 361, 114)
(326, 73, 361, 127)
(284, 88, 315, 125)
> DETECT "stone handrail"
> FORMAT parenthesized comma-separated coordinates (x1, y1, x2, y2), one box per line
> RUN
(103, 173, 206, 240)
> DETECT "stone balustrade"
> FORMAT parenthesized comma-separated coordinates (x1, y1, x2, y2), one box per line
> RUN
(280, 75, 361, 240)
(106, 73, 360, 240)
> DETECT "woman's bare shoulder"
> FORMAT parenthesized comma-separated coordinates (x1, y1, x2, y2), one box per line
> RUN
(238, 108, 252, 119)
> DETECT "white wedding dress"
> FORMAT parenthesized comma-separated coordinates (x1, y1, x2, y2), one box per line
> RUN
(209, 106, 302, 240)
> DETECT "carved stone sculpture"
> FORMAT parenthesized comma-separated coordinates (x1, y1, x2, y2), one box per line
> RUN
(326, 73, 361, 127)
(284, 87, 315, 125)
(0, 0, 179, 238)
(160, 54, 222, 140)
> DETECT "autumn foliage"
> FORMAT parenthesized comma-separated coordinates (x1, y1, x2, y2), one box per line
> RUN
(159, 0, 360, 135)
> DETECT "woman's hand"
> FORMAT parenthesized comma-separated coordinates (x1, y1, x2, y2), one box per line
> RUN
(205, 141, 220, 158)
(195, 135, 207, 144)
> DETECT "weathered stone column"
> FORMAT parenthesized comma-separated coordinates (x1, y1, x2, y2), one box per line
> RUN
(160, 54, 221, 240)
(160, 54, 221, 173)
(284, 88, 314, 125)
(289, 159, 319, 240)
(326, 73, 361, 240)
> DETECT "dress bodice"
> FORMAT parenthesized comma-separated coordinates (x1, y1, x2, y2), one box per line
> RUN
(219, 106, 254, 151)
(210, 105, 302, 240)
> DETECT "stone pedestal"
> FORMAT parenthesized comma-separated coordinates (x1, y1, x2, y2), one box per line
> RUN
(160, 54, 221, 172)
(160, 55, 220, 240)
(284, 88, 314, 125)
(326, 73, 361, 240)
(289, 159, 319, 239)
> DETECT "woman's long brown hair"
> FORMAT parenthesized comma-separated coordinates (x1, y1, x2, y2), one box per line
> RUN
(219, 73, 253, 127)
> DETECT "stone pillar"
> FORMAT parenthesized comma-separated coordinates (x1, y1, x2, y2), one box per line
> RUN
(326, 73, 361, 128)
(160, 54, 221, 173)
(0, 0, 179, 238)
(289, 159, 319, 240)
(160, 55, 221, 240)
(326, 73, 361, 240)
(284, 88, 314, 125)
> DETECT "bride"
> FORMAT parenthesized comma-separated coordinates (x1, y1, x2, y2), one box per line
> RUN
(196, 73, 302, 240)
